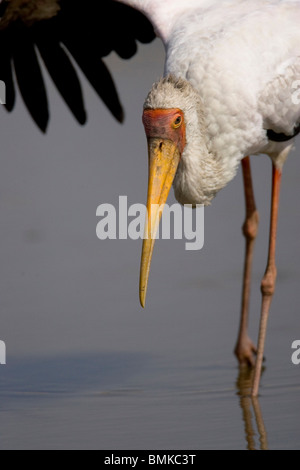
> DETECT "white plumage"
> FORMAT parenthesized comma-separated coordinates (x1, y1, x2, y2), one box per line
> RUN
(121, 0, 300, 204)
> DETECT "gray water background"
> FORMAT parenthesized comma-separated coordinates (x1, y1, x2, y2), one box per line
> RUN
(0, 39, 299, 450)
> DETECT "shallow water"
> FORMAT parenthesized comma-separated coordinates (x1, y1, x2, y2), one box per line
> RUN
(0, 40, 299, 450)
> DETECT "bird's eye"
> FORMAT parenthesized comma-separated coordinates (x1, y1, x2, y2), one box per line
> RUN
(173, 116, 182, 128)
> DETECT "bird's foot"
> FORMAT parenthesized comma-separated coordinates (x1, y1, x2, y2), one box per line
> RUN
(235, 336, 257, 368)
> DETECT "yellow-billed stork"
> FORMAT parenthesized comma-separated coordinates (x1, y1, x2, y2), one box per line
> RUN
(1, 0, 300, 397)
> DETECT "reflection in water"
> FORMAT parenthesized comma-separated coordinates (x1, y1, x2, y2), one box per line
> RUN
(236, 368, 269, 451)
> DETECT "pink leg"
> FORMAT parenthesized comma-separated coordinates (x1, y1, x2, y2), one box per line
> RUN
(252, 165, 282, 397)
(235, 157, 259, 366)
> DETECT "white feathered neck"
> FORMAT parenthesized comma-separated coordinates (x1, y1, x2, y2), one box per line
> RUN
(144, 75, 229, 206)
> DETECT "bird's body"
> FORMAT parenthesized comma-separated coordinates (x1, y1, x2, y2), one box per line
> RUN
(1, 0, 299, 396)
(123, 0, 300, 205)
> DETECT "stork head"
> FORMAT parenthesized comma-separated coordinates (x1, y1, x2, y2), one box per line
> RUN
(139, 75, 198, 308)
(139, 75, 231, 307)
(142, 107, 186, 219)
(140, 107, 186, 307)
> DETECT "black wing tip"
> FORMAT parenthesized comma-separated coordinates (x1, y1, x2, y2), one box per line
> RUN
(116, 107, 125, 124)
(78, 110, 87, 126)
(36, 39, 89, 128)
(36, 116, 49, 133)
(4, 101, 15, 113)
(267, 124, 300, 142)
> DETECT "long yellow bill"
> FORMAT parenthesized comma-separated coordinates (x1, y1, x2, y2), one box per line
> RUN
(139, 137, 181, 308)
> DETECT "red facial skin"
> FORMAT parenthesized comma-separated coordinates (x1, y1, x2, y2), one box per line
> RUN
(142, 108, 186, 155)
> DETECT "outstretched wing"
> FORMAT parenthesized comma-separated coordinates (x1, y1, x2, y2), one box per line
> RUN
(259, 57, 300, 142)
(0, 0, 155, 132)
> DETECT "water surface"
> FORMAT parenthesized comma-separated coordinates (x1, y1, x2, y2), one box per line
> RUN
(0, 40, 299, 450)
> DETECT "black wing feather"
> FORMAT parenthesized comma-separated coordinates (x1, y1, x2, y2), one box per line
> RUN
(63, 33, 124, 123)
(0, 0, 155, 130)
(34, 22, 87, 126)
(267, 124, 300, 142)
(12, 23, 49, 132)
